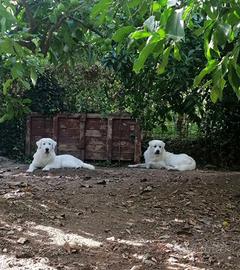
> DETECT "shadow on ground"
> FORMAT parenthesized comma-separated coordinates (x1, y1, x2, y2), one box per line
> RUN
(0, 165, 240, 269)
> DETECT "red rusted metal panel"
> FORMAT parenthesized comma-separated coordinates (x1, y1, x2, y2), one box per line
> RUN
(26, 113, 141, 162)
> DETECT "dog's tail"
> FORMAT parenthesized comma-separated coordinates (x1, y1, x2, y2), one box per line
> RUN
(128, 163, 146, 168)
(81, 162, 95, 170)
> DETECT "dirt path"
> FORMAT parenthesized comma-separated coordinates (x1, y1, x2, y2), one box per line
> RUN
(0, 165, 240, 270)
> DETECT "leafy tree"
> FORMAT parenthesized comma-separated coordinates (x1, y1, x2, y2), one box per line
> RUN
(91, 0, 240, 101)
(0, 0, 105, 121)
(1, 0, 239, 123)
(56, 64, 121, 114)
(102, 29, 206, 130)
(26, 71, 66, 115)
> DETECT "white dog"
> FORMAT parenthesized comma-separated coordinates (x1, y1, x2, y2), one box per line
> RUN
(129, 139, 196, 171)
(27, 138, 95, 172)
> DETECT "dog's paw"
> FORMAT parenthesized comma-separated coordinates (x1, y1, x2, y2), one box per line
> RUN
(166, 166, 177, 171)
(128, 164, 135, 168)
(26, 169, 33, 173)
(42, 167, 50, 171)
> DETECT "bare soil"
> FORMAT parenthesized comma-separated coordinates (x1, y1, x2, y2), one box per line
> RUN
(0, 161, 240, 270)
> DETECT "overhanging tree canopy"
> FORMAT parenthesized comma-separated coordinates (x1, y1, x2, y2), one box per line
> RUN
(0, 0, 104, 121)
(0, 0, 239, 121)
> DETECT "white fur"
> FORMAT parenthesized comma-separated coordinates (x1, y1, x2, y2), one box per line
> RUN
(27, 138, 95, 172)
(128, 139, 196, 171)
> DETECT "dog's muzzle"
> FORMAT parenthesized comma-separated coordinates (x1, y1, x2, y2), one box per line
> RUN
(155, 149, 160, 155)
(45, 148, 50, 154)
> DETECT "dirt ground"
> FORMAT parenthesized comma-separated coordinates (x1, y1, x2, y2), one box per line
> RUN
(0, 159, 240, 270)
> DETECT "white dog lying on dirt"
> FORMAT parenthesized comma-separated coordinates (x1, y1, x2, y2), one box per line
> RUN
(27, 138, 95, 172)
(129, 139, 196, 171)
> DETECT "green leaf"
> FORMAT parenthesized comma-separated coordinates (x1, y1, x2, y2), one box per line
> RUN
(138, 1, 148, 17)
(57, 3, 65, 12)
(159, 0, 168, 7)
(235, 65, 240, 78)
(204, 2, 218, 20)
(160, 7, 172, 27)
(133, 42, 157, 73)
(0, 114, 11, 123)
(194, 27, 205, 37)
(152, 2, 161, 12)
(127, 0, 142, 9)
(70, 0, 79, 4)
(11, 63, 24, 79)
(30, 68, 37, 86)
(166, 8, 185, 41)
(228, 64, 240, 98)
(214, 23, 232, 47)
(1, 17, 6, 33)
(3, 79, 13, 95)
(91, 0, 112, 18)
(0, 3, 16, 30)
(194, 60, 218, 86)
(130, 30, 151, 40)
(211, 68, 226, 102)
(227, 12, 239, 26)
(13, 42, 25, 57)
(203, 22, 215, 60)
(22, 98, 32, 104)
(0, 39, 15, 54)
(152, 40, 164, 58)
(112, 26, 135, 42)
(183, 2, 193, 21)
(157, 45, 171, 74)
(157, 28, 166, 39)
(210, 86, 220, 103)
(173, 43, 181, 61)
(20, 80, 31, 90)
(49, 13, 57, 24)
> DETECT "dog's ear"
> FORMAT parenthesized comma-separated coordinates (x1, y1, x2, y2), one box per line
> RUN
(52, 139, 57, 149)
(162, 142, 166, 148)
(36, 139, 42, 149)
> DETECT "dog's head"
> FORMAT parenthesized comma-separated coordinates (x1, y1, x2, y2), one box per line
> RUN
(36, 138, 57, 155)
(148, 140, 165, 155)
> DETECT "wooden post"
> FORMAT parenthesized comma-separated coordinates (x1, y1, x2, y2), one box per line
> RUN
(134, 121, 142, 163)
(53, 115, 59, 154)
(25, 115, 31, 156)
(118, 118, 122, 163)
(107, 117, 113, 162)
(79, 113, 86, 160)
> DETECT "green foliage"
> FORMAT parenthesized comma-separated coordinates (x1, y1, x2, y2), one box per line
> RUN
(1, 0, 240, 121)
(26, 72, 66, 115)
(0, 118, 26, 161)
(0, 0, 106, 120)
(102, 29, 205, 130)
(0, 71, 67, 159)
(200, 88, 240, 167)
(91, 0, 240, 101)
(56, 64, 121, 114)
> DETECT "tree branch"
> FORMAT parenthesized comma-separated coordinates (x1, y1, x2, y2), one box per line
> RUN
(69, 16, 105, 38)
(17, 40, 36, 52)
(40, 4, 105, 56)
(20, 0, 37, 33)
(41, 15, 67, 56)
